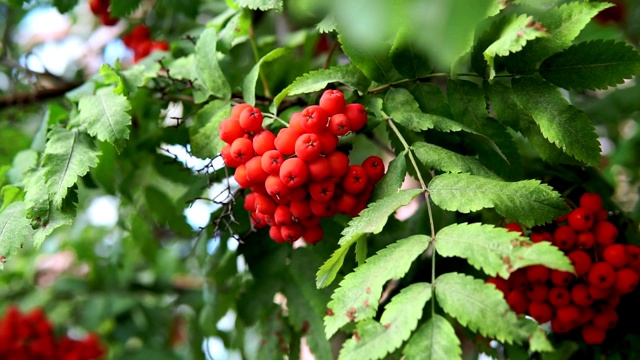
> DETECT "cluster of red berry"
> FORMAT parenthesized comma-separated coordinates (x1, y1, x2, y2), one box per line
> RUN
(488, 193, 640, 345)
(219, 90, 385, 244)
(0, 305, 106, 359)
(121, 24, 169, 63)
(89, 0, 119, 26)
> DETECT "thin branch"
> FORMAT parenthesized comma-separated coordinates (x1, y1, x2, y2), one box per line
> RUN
(0, 81, 83, 110)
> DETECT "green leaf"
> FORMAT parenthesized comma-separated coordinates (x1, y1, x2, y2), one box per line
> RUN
(412, 142, 500, 179)
(234, 0, 282, 11)
(511, 76, 601, 166)
(435, 273, 522, 343)
(339, 283, 432, 360)
(32, 206, 74, 247)
(324, 235, 430, 338)
(0, 202, 32, 268)
(391, 31, 432, 79)
(529, 327, 554, 353)
(0, 186, 23, 212)
(355, 237, 367, 267)
(23, 168, 49, 221)
(217, 10, 250, 53)
(189, 100, 231, 159)
(271, 65, 370, 113)
(339, 188, 423, 245)
(337, 32, 398, 84)
(243, 48, 289, 106)
(317, 14, 337, 33)
(109, 0, 141, 17)
(428, 173, 568, 227)
(483, 14, 548, 79)
(195, 27, 232, 99)
(371, 151, 407, 201)
(410, 83, 452, 118)
(391, 112, 479, 134)
(539, 39, 640, 91)
(52, 0, 76, 13)
(41, 128, 101, 208)
(383, 88, 421, 115)
(100, 63, 159, 96)
(316, 237, 358, 289)
(504, 1, 611, 74)
(403, 314, 462, 360)
(77, 88, 132, 151)
(435, 223, 573, 278)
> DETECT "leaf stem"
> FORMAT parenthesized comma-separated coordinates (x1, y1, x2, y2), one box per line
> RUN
(249, 22, 272, 98)
(385, 114, 438, 317)
(263, 112, 289, 127)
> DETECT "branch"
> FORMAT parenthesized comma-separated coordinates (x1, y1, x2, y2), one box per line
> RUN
(0, 81, 83, 110)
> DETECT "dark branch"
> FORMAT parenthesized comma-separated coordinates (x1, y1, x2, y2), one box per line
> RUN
(0, 81, 83, 110)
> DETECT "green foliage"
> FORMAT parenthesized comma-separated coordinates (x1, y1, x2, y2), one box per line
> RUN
(339, 282, 432, 360)
(243, 48, 289, 105)
(196, 27, 232, 100)
(428, 173, 568, 227)
(77, 89, 132, 151)
(539, 40, 640, 91)
(234, 0, 283, 11)
(412, 142, 500, 179)
(435, 223, 573, 278)
(403, 314, 462, 360)
(0, 202, 31, 268)
(324, 235, 429, 337)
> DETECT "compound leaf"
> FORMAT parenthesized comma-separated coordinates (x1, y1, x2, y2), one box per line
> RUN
(539, 39, 640, 91)
(339, 282, 432, 360)
(324, 235, 430, 338)
(412, 142, 500, 180)
(511, 76, 600, 166)
(428, 173, 568, 227)
(403, 314, 462, 360)
(77, 88, 131, 151)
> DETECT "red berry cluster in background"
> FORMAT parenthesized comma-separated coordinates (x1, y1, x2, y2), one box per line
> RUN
(89, 0, 119, 26)
(122, 24, 169, 63)
(0, 305, 106, 360)
(488, 193, 640, 345)
(219, 90, 385, 245)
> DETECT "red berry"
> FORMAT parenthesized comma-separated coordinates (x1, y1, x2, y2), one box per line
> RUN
(309, 180, 335, 202)
(252, 130, 276, 155)
(592, 308, 618, 330)
(230, 137, 254, 164)
(594, 221, 618, 245)
(151, 40, 169, 52)
(319, 90, 346, 116)
(603, 244, 628, 268)
(244, 192, 257, 212)
(280, 158, 309, 188)
(231, 103, 253, 119)
(281, 224, 303, 242)
(100, 11, 119, 26)
(588, 285, 612, 300)
(486, 277, 510, 295)
(265, 175, 289, 200)
(274, 205, 294, 226)
(316, 130, 339, 155)
(309, 198, 336, 217)
(548, 287, 571, 307)
(614, 267, 639, 294)
(335, 193, 358, 215)
(233, 164, 251, 188)
(553, 225, 576, 251)
(551, 318, 575, 333)
(504, 222, 524, 236)
(588, 262, 617, 288)
(344, 103, 367, 131)
(508, 269, 528, 292)
(269, 225, 285, 243)
(89, 0, 109, 15)
(530, 231, 552, 243)
(274, 128, 301, 156)
(326, 151, 349, 178)
(525, 265, 550, 283)
(130, 24, 151, 41)
(556, 304, 581, 324)
(361, 156, 385, 184)
(528, 302, 553, 323)
(290, 200, 313, 222)
(245, 156, 269, 183)
(294, 133, 322, 162)
(221, 144, 241, 168)
(301, 105, 329, 133)
(307, 157, 332, 181)
(550, 270, 576, 287)
(580, 192, 603, 213)
(288, 112, 306, 133)
(219, 117, 246, 144)
(525, 283, 549, 302)
(626, 245, 640, 273)
(506, 290, 529, 314)
(261, 150, 284, 175)
(576, 231, 596, 249)
(239, 106, 264, 133)
(254, 193, 277, 215)
(328, 113, 351, 136)
(568, 207, 595, 232)
(581, 325, 606, 345)
(342, 165, 369, 195)
(571, 284, 594, 306)
(567, 250, 592, 276)
(302, 226, 324, 245)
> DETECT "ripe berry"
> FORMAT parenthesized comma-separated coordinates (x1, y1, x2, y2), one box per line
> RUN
(571, 284, 594, 306)
(287, 186, 308, 202)
(219, 117, 246, 144)
(550, 270, 575, 287)
(301, 105, 329, 133)
(576, 231, 596, 249)
(269, 225, 285, 243)
(294, 133, 322, 162)
(261, 150, 284, 175)
(231, 103, 253, 119)
(130, 24, 151, 42)
(280, 158, 309, 188)
(335, 193, 358, 215)
(594, 221, 618, 245)
(326, 151, 349, 178)
(281, 224, 303, 242)
(588, 285, 612, 300)
(274, 128, 301, 156)
(309, 198, 336, 217)
(233, 164, 251, 188)
(580, 192, 603, 213)
(252, 130, 276, 155)
(243, 192, 257, 212)
(100, 11, 119, 26)
(582, 325, 606, 345)
(603, 244, 628, 268)
(614, 268, 639, 294)
(328, 113, 351, 136)
(506, 290, 528, 314)
(508, 269, 528, 292)
(316, 130, 339, 155)
(525, 283, 549, 302)
(245, 156, 269, 183)
(361, 156, 386, 183)
(290, 200, 313, 222)
(230, 137, 254, 164)
(274, 205, 294, 226)
(302, 226, 324, 245)
(342, 165, 369, 195)
(486, 277, 510, 295)
(307, 157, 331, 181)
(151, 41, 169, 52)
(239, 106, 264, 133)
(221, 144, 241, 168)
(568, 207, 595, 232)
(548, 287, 571, 307)
(567, 250, 592, 276)
(528, 302, 552, 323)
(265, 175, 290, 200)
(309, 180, 335, 202)
(319, 89, 346, 116)
(626, 245, 640, 273)
(89, 0, 109, 15)
(556, 305, 581, 324)
(551, 319, 575, 334)
(553, 225, 576, 251)
(592, 308, 618, 329)
(588, 262, 617, 289)
(254, 193, 277, 215)
(504, 222, 524, 236)
(530, 231, 552, 243)
(525, 265, 550, 283)
(344, 103, 367, 131)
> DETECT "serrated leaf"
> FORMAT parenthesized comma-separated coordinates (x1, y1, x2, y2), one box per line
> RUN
(435, 273, 523, 343)
(32, 206, 74, 247)
(316, 237, 358, 289)
(324, 235, 430, 338)
(100, 63, 159, 96)
(339, 188, 423, 245)
(504, 1, 611, 74)
(410, 83, 452, 118)
(511, 76, 600, 166)
(339, 283, 432, 360)
(539, 39, 640, 91)
(23, 168, 49, 220)
(109, 0, 141, 17)
(428, 173, 568, 227)
(0, 186, 23, 212)
(41, 128, 100, 208)
(391, 31, 432, 79)
(483, 14, 547, 79)
(234, 0, 282, 11)
(529, 327, 554, 353)
(270, 65, 370, 113)
(391, 112, 477, 134)
(317, 14, 336, 33)
(189, 100, 231, 159)
(383, 88, 421, 115)
(77, 88, 131, 151)
(217, 10, 250, 53)
(243, 48, 289, 106)
(196, 27, 231, 99)
(0, 202, 32, 268)
(371, 151, 407, 202)
(435, 223, 573, 278)
(337, 32, 399, 84)
(403, 314, 462, 360)
(412, 142, 500, 180)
